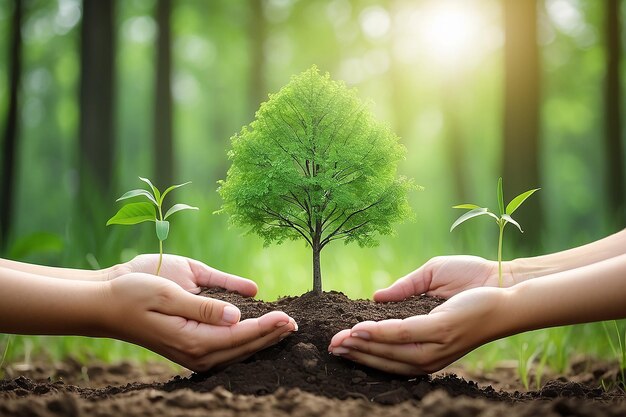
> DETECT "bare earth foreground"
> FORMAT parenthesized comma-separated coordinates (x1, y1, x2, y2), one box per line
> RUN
(1, 289, 625, 417)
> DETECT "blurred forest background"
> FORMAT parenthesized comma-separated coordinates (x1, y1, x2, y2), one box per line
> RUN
(1, 0, 625, 374)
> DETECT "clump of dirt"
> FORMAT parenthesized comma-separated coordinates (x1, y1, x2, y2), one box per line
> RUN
(1, 289, 625, 417)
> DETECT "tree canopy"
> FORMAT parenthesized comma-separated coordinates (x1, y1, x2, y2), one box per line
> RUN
(218, 66, 415, 292)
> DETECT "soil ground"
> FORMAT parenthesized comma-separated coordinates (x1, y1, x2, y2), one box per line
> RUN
(1, 289, 625, 416)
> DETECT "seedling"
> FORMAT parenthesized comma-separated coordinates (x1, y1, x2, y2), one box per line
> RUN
(450, 177, 539, 287)
(106, 177, 198, 275)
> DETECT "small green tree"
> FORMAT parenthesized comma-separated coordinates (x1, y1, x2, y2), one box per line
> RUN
(218, 67, 416, 293)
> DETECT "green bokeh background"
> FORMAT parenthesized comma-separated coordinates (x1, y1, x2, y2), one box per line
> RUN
(0, 0, 625, 382)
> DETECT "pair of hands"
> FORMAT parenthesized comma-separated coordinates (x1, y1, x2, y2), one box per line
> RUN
(110, 254, 508, 375)
(103, 255, 297, 372)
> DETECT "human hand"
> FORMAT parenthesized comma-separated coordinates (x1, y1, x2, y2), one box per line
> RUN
(113, 254, 258, 296)
(374, 255, 515, 301)
(328, 287, 509, 375)
(101, 273, 297, 372)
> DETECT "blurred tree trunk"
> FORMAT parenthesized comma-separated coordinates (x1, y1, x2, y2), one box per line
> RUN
(154, 0, 173, 189)
(77, 0, 115, 261)
(502, 0, 541, 250)
(604, 0, 624, 227)
(0, 0, 22, 251)
(442, 79, 467, 202)
(79, 0, 115, 196)
(248, 0, 266, 118)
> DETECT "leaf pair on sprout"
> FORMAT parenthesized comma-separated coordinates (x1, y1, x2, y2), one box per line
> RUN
(106, 177, 198, 275)
(450, 177, 539, 287)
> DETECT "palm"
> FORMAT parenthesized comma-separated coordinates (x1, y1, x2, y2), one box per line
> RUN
(121, 254, 198, 290)
(118, 254, 258, 297)
(427, 256, 512, 298)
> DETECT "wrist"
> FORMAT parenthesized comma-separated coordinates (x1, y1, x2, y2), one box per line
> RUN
(508, 256, 557, 285)
(101, 263, 125, 281)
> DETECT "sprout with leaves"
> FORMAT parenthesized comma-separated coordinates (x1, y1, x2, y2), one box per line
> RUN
(217, 66, 416, 294)
(107, 177, 198, 276)
(450, 177, 539, 287)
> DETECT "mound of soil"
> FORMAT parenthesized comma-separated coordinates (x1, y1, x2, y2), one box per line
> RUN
(1, 289, 625, 417)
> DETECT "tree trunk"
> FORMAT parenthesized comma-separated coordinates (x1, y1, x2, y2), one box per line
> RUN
(154, 0, 173, 189)
(0, 0, 22, 251)
(248, 0, 266, 119)
(604, 0, 624, 227)
(442, 79, 467, 202)
(79, 0, 115, 195)
(312, 237, 322, 294)
(502, 0, 541, 250)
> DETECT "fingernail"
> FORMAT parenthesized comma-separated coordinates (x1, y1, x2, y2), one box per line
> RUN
(275, 321, 288, 327)
(341, 338, 356, 347)
(351, 331, 371, 340)
(289, 318, 298, 331)
(222, 306, 240, 324)
(332, 347, 350, 355)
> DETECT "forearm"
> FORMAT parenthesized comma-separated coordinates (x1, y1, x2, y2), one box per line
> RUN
(503, 253, 626, 335)
(0, 267, 108, 336)
(0, 258, 117, 281)
(509, 228, 626, 283)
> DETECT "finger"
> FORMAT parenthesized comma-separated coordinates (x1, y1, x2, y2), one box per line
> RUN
(183, 311, 297, 352)
(373, 264, 433, 302)
(334, 348, 425, 376)
(334, 337, 467, 374)
(194, 323, 296, 371)
(328, 328, 352, 349)
(188, 259, 258, 297)
(350, 315, 445, 344)
(157, 286, 242, 325)
(337, 336, 438, 366)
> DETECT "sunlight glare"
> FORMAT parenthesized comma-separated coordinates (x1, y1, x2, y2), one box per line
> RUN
(412, 1, 484, 67)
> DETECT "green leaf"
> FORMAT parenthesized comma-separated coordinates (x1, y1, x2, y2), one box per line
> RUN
(155, 220, 170, 241)
(502, 214, 523, 232)
(164, 203, 199, 219)
(106, 202, 156, 226)
(116, 189, 158, 206)
(450, 208, 496, 232)
(452, 204, 482, 210)
(497, 177, 504, 216)
(139, 177, 161, 203)
(506, 188, 540, 215)
(160, 181, 192, 205)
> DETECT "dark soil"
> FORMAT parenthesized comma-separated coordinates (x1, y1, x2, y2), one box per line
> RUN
(1, 289, 625, 417)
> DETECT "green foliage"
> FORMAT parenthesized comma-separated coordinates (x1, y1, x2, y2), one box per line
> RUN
(218, 66, 417, 292)
(603, 320, 626, 390)
(451, 177, 539, 286)
(107, 177, 198, 275)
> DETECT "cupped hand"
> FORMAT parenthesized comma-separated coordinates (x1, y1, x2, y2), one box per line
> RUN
(374, 255, 514, 302)
(113, 254, 258, 297)
(102, 273, 297, 372)
(328, 287, 509, 375)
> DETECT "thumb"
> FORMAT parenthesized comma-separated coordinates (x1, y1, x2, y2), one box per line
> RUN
(373, 263, 433, 302)
(157, 286, 241, 325)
